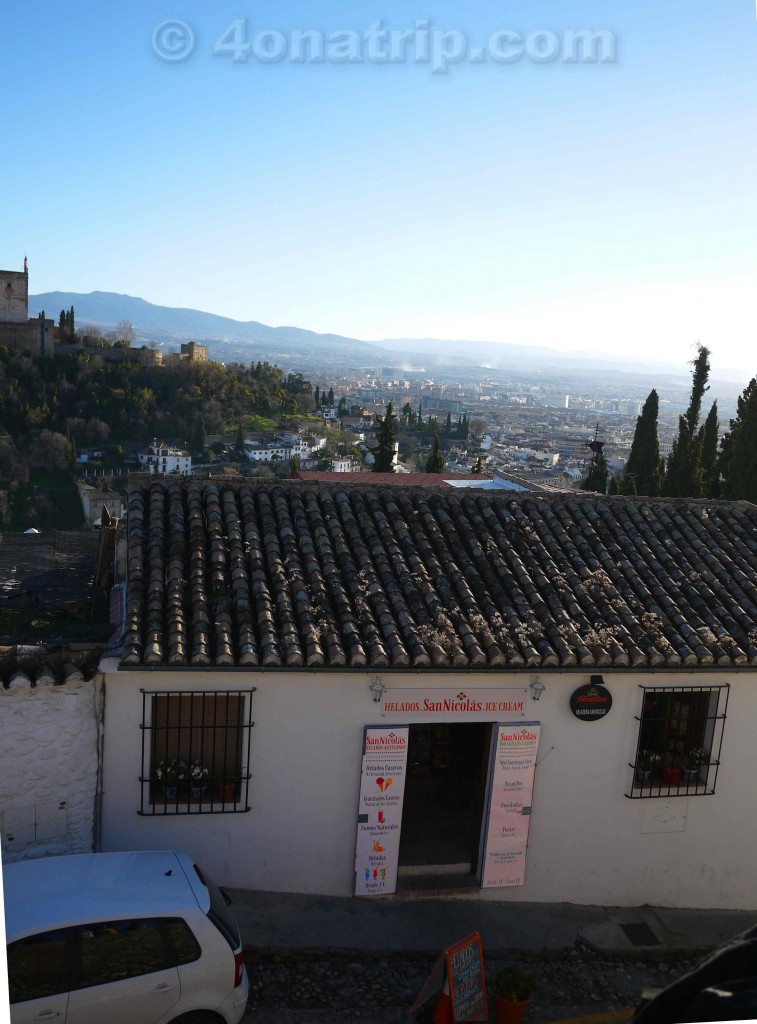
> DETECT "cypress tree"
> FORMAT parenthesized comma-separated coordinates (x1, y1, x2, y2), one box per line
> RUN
(699, 401, 719, 496)
(372, 402, 397, 473)
(471, 454, 484, 474)
(608, 475, 620, 495)
(426, 432, 445, 473)
(719, 377, 757, 502)
(444, 411, 452, 436)
(69, 305, 75, 337)
(314, 385, 320, 406)
(664, 344, 710, 497)
(625, 389, 661, 495)
(327, 387, 334, 408)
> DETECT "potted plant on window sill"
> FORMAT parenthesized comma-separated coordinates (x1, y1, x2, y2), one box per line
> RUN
(155, 759, 186, 801)
(220, 774, 238, 802)
(681, 747, 709, 783)
(660, 751, 684, 786)
(490, 966, 539, 1024)
(634, 750, 661, 783)
(189, 761, 209, 800)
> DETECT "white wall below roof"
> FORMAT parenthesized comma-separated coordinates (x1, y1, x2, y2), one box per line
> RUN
(99, 661, 757, 910)
(0, 677, 100, 861)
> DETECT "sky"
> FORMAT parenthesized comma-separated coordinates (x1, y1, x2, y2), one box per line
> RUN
(2, 1, 756, 379)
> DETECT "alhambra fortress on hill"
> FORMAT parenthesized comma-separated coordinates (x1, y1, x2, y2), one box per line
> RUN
(0, 259, 54, 357)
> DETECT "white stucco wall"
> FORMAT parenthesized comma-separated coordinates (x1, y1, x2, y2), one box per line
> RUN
(99, 659, 757, 910)
(0, 675, 101, 861)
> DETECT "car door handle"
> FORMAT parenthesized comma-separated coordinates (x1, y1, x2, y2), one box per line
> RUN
(151, 982, 178, 993)
(34, 1013, 61, 1021)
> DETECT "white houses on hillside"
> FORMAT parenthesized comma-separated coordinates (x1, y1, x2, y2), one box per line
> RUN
(138, 440, 192, 475)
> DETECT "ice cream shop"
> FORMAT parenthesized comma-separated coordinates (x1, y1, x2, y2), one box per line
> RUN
(98, 481, 757, 910)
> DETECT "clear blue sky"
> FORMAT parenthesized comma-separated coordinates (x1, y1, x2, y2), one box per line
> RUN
(3, 1, 756, 378)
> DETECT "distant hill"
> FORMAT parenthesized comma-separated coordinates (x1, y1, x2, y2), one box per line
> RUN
(29, 291, 385, 360)
(29, 290, 744, 383)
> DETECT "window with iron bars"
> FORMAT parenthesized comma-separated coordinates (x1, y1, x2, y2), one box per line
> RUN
(139, 689, 254, 815)
(626, 684, 728, 798)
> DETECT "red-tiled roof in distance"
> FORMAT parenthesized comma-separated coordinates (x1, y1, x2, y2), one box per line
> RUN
(121, 480, 757, 671)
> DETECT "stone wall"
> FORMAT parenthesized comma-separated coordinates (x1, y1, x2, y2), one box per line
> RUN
(0, 671, 101, 861)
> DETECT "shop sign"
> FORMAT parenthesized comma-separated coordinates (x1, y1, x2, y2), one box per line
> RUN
(570, 682, 612, 722)
(354, 726, 409, 897)
(411, 932, 488, 1022)
(481, 723, 540, 888)
(379, 687, 528, 722)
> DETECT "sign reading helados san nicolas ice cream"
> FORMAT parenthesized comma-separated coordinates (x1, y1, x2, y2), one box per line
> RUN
(354, 727, 409, 896)
(481, 723, 540, 888)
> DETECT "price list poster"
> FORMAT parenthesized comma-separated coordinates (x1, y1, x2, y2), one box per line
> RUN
(354, 726, 409, 896)
(481, 723, 540, 888)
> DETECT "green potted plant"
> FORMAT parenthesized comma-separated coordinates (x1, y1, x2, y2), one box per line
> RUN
(188, 760, 209, 800)
(154, 759, 186, 800)
(681, 747, 709, 783)
(490, 966, 539, 1024)
(634, 749, 661, 783)
(220, 773, 238, 802)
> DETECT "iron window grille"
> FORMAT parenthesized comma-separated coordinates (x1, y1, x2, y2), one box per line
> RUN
(626, 684, 728, 799)
(139, 689, 254, 815)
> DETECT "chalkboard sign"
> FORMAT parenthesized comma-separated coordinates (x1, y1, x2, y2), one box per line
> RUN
(410, 932, 488, 1022)
(446, 933, 488, 1022)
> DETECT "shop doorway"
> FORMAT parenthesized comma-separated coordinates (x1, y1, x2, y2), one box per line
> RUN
(398, 723, 491, 882)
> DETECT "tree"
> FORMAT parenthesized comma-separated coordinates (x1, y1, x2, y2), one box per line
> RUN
(314, 385, 320, 407)
(625, 389, 661, 496)
(191, 414, 206, 454)
(337, 397, 347, 417)
(581, 453, 608, 494)
(234, 425, 246, 461)
(719, 377, 757, 502)
(426, 432, 445, 473)
(444, 411, 452, 436)
(29, 429, 72, 470)
(327, 387, 334, 408)
(69, 306, 75, 338)
(290, 454, 301, 474)
(115, 321, 135, 348)
(663, 344, 710, 497)
(471, 454, 484, 474)
(372, 402, 398, 473)
(699, 401, 719, 496)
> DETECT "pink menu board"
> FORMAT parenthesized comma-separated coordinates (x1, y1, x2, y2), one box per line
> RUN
(354, 727, 409, 896)
(481, 723, 540, 888)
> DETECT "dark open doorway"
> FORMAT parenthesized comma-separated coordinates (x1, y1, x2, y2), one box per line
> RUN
(398, 723, 490, 881)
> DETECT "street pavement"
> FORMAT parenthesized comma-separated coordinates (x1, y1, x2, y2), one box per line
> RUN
(230, 889, 756, 1023)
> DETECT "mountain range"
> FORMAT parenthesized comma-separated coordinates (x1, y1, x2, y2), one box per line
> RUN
(28, 290, 714, 380)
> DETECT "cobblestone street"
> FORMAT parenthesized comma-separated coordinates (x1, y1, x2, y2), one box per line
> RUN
(242, 945, 698, 1023)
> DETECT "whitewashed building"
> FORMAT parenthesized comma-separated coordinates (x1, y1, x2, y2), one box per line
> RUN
(138, 440, 192, 475)
(98, 481, 757, 911)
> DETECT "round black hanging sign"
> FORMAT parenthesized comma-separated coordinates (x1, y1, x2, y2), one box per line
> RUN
(570, 682, 612, 722)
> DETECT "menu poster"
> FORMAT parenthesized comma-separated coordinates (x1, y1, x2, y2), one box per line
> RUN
(354, 726, 409, 896)
(481, 722, 540, 888)
(447, 933, 488, 1022)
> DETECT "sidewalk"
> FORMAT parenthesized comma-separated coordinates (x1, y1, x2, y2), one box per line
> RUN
(228, 888, 756, 956)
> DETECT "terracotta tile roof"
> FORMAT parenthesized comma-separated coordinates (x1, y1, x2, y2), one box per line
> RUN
(121, 481, 757, 671)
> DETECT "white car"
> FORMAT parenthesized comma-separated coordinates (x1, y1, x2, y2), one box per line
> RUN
(4, 850, 249, 1024)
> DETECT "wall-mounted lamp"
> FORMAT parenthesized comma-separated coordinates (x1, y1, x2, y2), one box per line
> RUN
(530, 675, 545, 701)
(590, 675, 605, 687)
(369, 677, 386, 703)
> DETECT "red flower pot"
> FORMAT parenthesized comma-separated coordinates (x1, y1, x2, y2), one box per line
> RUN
(493, 996, 531, 1024)
(661, 766, 681, 785)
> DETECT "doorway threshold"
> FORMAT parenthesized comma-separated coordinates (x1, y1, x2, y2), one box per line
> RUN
(396, 865, 480, 895)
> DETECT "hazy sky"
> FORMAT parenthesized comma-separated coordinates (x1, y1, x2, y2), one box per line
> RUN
(3, 2, 756, 378)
